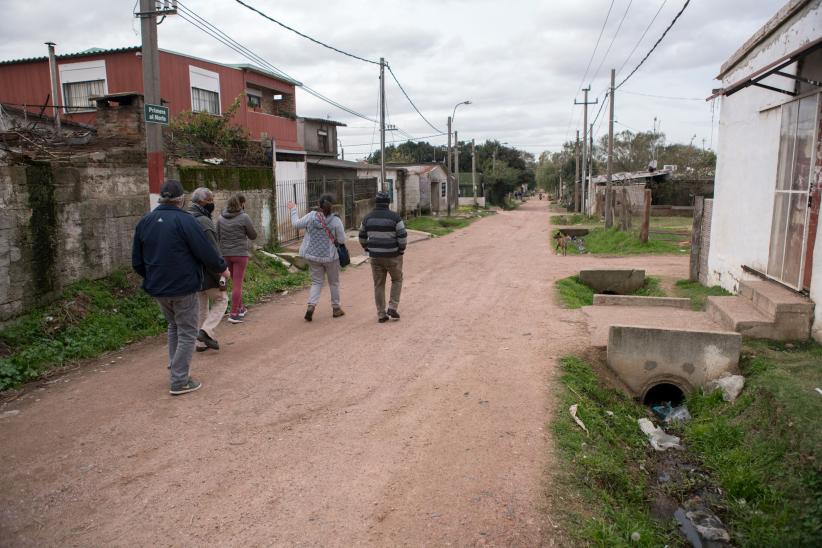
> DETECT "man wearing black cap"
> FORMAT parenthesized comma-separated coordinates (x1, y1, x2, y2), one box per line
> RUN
(132, 180, 229, 395)
(359, 192, 408, 322)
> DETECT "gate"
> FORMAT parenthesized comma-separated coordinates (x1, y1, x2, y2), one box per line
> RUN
(275, 177, 378, 244)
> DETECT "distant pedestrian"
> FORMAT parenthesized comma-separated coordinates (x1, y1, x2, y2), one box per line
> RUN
(217, 194, 258, 324)
(359, 191, 407, 323)
(132, 180, 229, 396)
(187, 187, 228, 352)
(287, 195, 346, 321)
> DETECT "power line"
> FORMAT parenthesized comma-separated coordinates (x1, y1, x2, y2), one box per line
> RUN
(590, 0, 634, 86)
(386, 65, 444, 134)
(232, 0, 380, 65)
(616, 0, 691, 89)
(616, 0, 668, 76)
(619, 89, 702, 101)
(343, 132, 448, 148)
(175, 3, 378, 123)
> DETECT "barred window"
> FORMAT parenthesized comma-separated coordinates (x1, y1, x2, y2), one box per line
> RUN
(62, 79, 105, 113)
(192, 87, 220, 115)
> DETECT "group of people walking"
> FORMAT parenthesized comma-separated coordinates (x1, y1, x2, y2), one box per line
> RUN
(131, 182, 407, 396)
(132, 180, 256, 395)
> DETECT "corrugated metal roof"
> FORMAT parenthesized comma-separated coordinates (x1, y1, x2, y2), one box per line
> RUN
(0, 46, 302, 87)
(0, 46, 140, 65)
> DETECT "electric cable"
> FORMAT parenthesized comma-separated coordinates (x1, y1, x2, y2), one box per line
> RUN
(590, 0, 634, 86)
(616, 0, 691, 89)
(386, 65, 444, 134)
(232, 0, 380, 65)
(616, 0, 668, 75)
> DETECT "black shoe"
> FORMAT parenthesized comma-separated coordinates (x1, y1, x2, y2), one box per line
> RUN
(227, 315, 243, 324)
(197, 329, 220, 350)
(378, 314, 389, 323)
(170, 378, 202, 395)
(304, 305, 315, 322)
(387, 309, 400, 320)
(195, 345, 210, 353)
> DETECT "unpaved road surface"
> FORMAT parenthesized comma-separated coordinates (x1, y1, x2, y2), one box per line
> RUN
(0, 201, 688, 546)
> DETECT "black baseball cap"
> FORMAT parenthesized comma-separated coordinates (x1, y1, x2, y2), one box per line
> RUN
(160, 179, 184, 199)
(375, 191, 390, 204)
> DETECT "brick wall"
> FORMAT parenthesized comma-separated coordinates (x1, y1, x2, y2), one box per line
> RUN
(0, 150, 149, 321)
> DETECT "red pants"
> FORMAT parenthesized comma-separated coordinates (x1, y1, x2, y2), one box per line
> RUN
(224, 256, 249, 315)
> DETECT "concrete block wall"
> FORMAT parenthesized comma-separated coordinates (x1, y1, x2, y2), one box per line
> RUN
(699, 199, 714, 286)
(0, 150, 149, 322)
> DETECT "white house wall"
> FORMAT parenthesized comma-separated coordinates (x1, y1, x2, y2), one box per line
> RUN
(707, 0, 822, 341)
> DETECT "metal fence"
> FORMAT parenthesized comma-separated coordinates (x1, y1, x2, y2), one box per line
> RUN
(275, 177, 378, 244)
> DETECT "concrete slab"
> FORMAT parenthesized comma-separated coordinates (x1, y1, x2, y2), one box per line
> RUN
(582, 305, 723, 347)
(349, 255, 369, 267)
(579, 268, 645, 294)
(607, 325, 741, 399)
(593, 295, 691, 309)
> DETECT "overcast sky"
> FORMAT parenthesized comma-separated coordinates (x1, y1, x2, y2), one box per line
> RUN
(1, 0, 785, 159)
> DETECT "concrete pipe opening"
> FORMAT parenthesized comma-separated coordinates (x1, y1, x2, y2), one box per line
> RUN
(642, 383, 685, 407)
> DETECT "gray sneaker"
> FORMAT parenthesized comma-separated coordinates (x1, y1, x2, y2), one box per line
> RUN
(387, 309, 400, 320)
(170, 378, 202, 396)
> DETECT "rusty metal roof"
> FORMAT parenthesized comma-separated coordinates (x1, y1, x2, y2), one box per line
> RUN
(0, 46, 141, 66)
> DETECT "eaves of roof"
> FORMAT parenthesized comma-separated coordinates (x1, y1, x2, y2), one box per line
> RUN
(0, 46, 141, 66)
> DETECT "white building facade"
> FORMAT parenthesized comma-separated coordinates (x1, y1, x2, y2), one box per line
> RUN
(707, 0, 822, 340)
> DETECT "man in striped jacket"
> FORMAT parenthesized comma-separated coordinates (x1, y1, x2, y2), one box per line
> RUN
(359, 192, 408, 323)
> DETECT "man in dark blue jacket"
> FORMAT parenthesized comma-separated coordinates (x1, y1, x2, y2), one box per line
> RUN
(359, 192, 408, 323)
(132, 180, 229, 395)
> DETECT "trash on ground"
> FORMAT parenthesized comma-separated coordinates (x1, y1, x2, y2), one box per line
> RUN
(706, 374, 745, 403)
(675, 498, 731, 545)
(638, 418, 682, 451)
(569, 404, 589, 435)
(815, 387, 822, 397)
(203, 157, 224, 165)
(651, 402, 691, 424)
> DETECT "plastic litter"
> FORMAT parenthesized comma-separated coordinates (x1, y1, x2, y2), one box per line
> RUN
(652, 402, 691, 424)
(569, 404, 589, 435)
(706, 374, 745, 403)
(638, 418, 682, 451)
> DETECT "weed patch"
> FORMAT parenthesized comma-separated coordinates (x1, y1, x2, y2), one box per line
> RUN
(405, 213, 490, 237)
(682, 340, 822, 546)
(556, 276, 666, 308)
(550, 213, 599, 226)
(0, 253, 308, 391)
(566, 227, 688, 255)
(552, 356, 680, 545)
(673, 279, 732, 310)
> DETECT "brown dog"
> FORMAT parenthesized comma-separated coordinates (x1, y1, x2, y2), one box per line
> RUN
(554, 232, 568, 255)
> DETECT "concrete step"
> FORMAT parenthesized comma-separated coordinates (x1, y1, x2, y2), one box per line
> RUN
(739, 279, 815, 317)
(706, 296, 773, 334)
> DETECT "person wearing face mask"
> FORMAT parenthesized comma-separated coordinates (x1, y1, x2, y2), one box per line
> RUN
(217, 194, 258, 323)
(187, 187, 228, 352)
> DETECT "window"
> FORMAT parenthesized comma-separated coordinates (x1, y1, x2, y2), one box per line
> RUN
(62, 80, 105, 112)
(441, 182, 447, 197)
(189, 65, 221, 115)
(318, 130, 328, 153)
(192, 87, 220, 115)
(247, 94, 261, 109)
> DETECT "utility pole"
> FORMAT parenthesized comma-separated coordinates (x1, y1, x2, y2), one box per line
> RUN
(471, 139, 477, 207)
(379, 57, 386, 191)
(45, 42, 61, 137)
(137, 0, 176, 206)
(589, 123, 594, 214)
(575, 86, 597, 214)
(575, 130, 580, 213)
(447, 116, 452, 216)
(454, 131, 460, 208)
(605, 68, 615, 228)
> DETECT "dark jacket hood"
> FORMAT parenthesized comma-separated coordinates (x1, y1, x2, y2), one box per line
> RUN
(222, 208, 242, 219)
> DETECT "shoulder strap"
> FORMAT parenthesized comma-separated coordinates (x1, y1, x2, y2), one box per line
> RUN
(316, 212, 338, 244)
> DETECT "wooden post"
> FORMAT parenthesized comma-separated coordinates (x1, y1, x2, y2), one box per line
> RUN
(690, 196, 705, 281)
(619, 188, 629, 231)
(640, 189, 652, 243)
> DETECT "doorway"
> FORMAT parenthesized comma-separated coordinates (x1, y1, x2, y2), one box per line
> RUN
(766, 93, 820, 290)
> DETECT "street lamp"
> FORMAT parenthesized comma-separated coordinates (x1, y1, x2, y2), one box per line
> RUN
(447, 100, 471, 215)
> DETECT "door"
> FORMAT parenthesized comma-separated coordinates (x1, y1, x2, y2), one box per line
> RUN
(767, 93, 820, 289)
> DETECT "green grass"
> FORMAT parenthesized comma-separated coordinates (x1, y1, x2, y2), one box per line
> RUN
(562, 227, 689, 255)
(551, 213, 600, 226)
(552, 356, 681, 546)
(556, 276, 666, 309)
(0, 253, 308, 391)
(673, 279, 732, 310)
(682, 340, 822, 546)
(405, 214, 487, 236)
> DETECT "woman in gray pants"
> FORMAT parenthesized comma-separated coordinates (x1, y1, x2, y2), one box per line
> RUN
(287, 194, 346, 321)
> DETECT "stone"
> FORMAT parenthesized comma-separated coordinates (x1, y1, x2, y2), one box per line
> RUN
(277, 252, 308, 270)
(580, 268, 645, 294)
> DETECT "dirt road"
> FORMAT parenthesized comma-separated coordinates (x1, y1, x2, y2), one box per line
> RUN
(0, 201, 688, 546)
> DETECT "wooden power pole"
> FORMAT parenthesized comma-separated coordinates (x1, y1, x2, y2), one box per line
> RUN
(574, 130, 580, 212)
(605, 68, 615, 228)
(471, 139, 477, 207)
